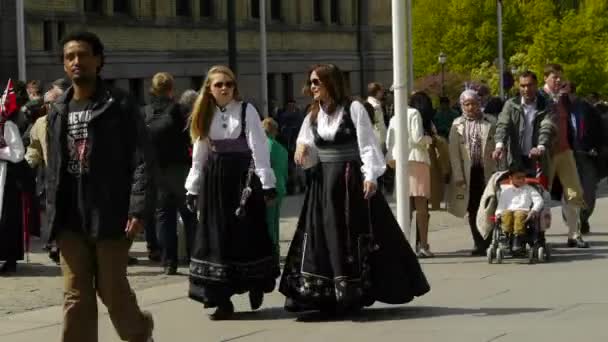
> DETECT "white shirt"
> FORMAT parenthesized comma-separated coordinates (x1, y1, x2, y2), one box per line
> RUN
(185, 100, 276, 195)
(366, 96, 387, 147)
(521, 97, 538, 155)
(385, 107, 432, 165)
(495, 184, 544, 215)
(296, 101, 386, 184)
(0, 120, 25, 219)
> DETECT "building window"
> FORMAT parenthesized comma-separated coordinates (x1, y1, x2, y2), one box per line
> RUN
(84, 0, 102, 13)
(330, 0, 340, 23)
(129, 79, 144, 105)
(313, 0, 323, 22)
(342, 71, 351, 93)
(57, 21, 66, 43)
(251, 0, 260, 19)
(270, 0, 281, 20)
(113, 0, 130, 14)
(176, 0, 192, 17)
(191, 76, 203, 90)
(267, 73, 276, 117)
(200, 0, 214, 17)
(281, 73, 293, 106)
(43, 21, 53, 51)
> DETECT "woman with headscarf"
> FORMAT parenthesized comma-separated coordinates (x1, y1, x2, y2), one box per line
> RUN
(280, 64, 429, 315)
(185, 65, 279, 320)
(447, 89, 497, 256)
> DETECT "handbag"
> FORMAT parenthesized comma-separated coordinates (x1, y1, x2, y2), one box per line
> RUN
(235, 159, 255, 219)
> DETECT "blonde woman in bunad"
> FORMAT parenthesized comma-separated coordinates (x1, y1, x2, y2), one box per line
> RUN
(280, 64, 430, 315)
(185, 65, 279, 320)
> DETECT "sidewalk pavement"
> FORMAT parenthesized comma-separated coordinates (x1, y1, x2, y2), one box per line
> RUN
(2, 195, 608, 341)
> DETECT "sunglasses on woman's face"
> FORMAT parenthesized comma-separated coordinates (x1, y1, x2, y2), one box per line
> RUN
(309, 78, 322, 87)
(212, 81, 235, 89)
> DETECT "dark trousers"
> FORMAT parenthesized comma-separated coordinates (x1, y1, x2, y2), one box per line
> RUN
(157, 203, 197, 266)
(155, 164, 197, 266)
(575, 153, 599, 226)
(468, 166, 489, 250)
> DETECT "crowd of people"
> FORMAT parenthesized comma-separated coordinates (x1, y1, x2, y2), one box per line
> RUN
(1, 30, 608, 341)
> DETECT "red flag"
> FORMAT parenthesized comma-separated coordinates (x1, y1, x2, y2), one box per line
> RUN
(1, 79, 18, 118)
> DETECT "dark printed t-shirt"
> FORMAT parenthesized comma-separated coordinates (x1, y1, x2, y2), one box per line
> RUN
(64, 98, 93, 235)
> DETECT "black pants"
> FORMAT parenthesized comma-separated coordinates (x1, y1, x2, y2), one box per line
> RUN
(156, 164, 197, 266)
(468, 166, 489, 250)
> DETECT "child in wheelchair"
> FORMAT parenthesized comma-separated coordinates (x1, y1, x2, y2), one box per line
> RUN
(495, 167, 544, 254)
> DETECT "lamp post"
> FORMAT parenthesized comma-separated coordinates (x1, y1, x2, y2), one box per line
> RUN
(497, 0, 505, 99)
(438, 52, 447, 97)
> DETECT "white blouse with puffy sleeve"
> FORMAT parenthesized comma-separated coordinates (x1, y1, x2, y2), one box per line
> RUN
(296, 101, 386, 184)
(185, 100, 276, 195)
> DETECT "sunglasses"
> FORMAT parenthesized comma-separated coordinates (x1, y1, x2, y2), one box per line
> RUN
(212, 81, 235, 89)
(309, 78, 322, 87)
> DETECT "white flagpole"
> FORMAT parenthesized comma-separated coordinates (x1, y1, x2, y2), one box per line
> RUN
(16, 0, 27, 82)
(391, 0, 411, 243)
(497, 0, 505, 99)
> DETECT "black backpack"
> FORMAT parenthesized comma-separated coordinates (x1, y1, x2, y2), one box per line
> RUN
(142, 101, 190, 167)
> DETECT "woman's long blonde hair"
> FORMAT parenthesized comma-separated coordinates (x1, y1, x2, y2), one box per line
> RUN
(190, 65, 240, 142)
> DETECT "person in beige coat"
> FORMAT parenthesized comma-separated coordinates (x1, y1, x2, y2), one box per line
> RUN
(448, 89, 496, 256)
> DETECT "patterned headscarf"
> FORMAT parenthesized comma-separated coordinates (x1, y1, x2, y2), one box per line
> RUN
(460, 90, 483, 166)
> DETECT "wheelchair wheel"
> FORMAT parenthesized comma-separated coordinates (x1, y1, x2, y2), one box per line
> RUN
(496, 248, 504, 264)
(487, 247, 495, 264)
(528, 247, 535, 264)
(537, 246, 546, 263)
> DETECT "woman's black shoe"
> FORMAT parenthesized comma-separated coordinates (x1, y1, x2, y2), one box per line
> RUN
(0, 260, 17, 274)
(209, 301, 234, 321)
(249, 290, 264, 310)
(164, 265, 178, 275)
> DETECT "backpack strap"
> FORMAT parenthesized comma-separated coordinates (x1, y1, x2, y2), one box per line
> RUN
(240, 101, 248, 138)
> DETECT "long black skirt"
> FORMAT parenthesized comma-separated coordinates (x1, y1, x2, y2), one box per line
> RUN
(279, 161, 430, 311)
(0, 170, 24, 262)
(189, 151, 279, 306)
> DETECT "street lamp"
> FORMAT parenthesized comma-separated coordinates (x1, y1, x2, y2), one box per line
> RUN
(438, 52, 447, 97)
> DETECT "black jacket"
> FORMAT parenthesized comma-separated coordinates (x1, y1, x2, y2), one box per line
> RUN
(46, 81, 154, 240)
(142, 96, 190, 168)
(570, 99, 602, 153)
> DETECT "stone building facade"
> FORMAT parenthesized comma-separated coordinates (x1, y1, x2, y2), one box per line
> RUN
(0, 0, 392, 110)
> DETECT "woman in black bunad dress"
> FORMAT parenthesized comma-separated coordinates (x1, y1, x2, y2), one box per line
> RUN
(279, 64, 430, 314)
(185, 65, 279, 320)
(0, 113, 26, 274)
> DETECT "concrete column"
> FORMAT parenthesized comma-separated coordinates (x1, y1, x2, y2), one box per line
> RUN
(216, 0, 227, 20)
(284, 0, 297, 25)
(192, 0, 201, 21)
(103, 0, 112, 16)
(323, 0, 331, 23)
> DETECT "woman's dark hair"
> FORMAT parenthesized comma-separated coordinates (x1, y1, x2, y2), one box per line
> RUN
(303, 64, 349, 123)
(409, 91, 434, 134)
(59, 31, 105, 73)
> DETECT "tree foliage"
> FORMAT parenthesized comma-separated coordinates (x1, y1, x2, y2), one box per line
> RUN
(411, 0, 608, 97)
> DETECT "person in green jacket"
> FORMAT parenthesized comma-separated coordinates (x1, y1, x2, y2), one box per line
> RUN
(262, 117, 288, 257)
